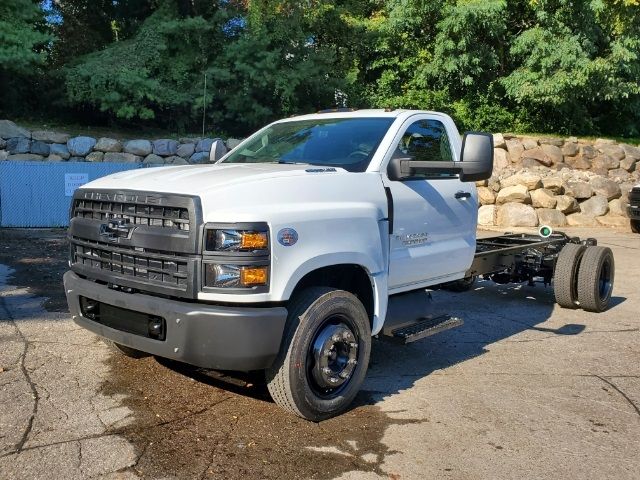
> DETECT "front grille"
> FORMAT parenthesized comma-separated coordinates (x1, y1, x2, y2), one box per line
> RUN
(73, 191, 190, 231)
(629, 187, 640, 205)
(71, 237, 190, 290)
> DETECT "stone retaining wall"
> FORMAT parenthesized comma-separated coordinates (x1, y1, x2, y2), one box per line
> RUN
(1, 119, 638, 228)
(0, 120, 241, 165)
(480, 134, 639, 228)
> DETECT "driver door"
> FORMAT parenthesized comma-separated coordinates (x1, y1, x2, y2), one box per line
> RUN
(383, 116, 478, 292)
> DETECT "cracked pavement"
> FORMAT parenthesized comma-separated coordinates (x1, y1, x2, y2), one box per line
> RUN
(0, 227, 638, 479)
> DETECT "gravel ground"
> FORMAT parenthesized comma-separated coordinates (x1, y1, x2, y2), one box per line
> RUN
(0, 227, 638, 479)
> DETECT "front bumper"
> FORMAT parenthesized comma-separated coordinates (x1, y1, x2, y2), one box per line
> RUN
(64, 271, 288, 371)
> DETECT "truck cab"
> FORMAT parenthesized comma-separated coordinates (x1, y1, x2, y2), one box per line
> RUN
(64, 109, 612, 420)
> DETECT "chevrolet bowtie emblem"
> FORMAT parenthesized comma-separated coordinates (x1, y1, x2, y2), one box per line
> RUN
(100, 218, 134, 242)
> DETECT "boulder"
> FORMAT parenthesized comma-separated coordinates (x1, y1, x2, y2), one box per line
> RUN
(488, 176, 501, 192)
(595, 138, 616, 147)
(565, 155, 592, 170)
(49, 143, 70, 160)
(176, 143, 195, 158)
(196, 138, 214, 153)
(46, 154, 64, 162)
(478, 205, 496, 226)
(477, 186, 496, 205)
(608, 168, 630, 182)
(104, 152, 142, 163)
(7, 153, 44, 161)
(565, 180, 593, 199)
(589, 176, 621, 200)
(505, 139, 524, 163)
(555, 195, 579, 214)
(0, 150, 7, 161)
(538, 137, 564, 147)
(531, 188, 557, 208)
(540, 144, 563, 164)
(521, 138, 538, 150)
(493, 133, 506, 149)
(592, 155, 619, 170)
(95, 137, 122, 152)
(500, 172, 542, 190)
(179, 137, 201, 144)
(496, 184, 530, 204)
(123, 139, 152, 156)
(562, 142, 579, 157)
(143, 154, 165, 164)
(592, 167, 608, 178)
(30, 140, 50, 156)
(620, 144, 640, 160)
(536, 208, 567, 227)
(497, 203, 538, 227)
(67, 136, 96, 156)
(580, 145, 598, 159)
(579, 195, 609, 216)
(68, 156, 86, 162)
(86, 151, 104, 162)
(0, 138, 5, 149)
(166, 156, 189, 165)
(521, 147, 553, 167)
(189, 151, 210, 164)
(226, 138, 242, 150)
(619, 156, 636, 172)
(566, 136, 578, 143)
(541, 176, 564, 193)
(598, 144, 625, 160)
(7, 137, 31, 154)
(31, 130, 70, 144)
(152, 139, 179, 156)
(608, 199, 627, 217)
(596, 215, 631, 228)
(493, 148, 510, 172)
(0, 120, 30, 139)
(554, 162, 572, 171)
(567, 213, 599, 226)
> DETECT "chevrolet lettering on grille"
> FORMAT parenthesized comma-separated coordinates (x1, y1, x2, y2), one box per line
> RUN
(100, 218, 134, 242)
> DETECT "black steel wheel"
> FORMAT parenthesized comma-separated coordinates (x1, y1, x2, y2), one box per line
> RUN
(631, 219, 640, 234)
(107, 340, 150, 359)
(553, 243, 586, 309)
(577, 246, 615, 312)
(266, 287, 371, 421)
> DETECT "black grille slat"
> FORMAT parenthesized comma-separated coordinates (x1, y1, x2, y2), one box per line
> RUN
(630, 188, 640, 204)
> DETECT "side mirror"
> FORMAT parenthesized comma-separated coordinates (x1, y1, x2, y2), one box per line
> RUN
(459, 132, 493, 182)
(209, 139, 228, 162)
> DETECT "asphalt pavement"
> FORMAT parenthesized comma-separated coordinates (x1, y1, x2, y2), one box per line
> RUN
(0, 227, 638, 479)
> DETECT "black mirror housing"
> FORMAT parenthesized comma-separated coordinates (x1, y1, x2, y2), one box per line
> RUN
(460, 132, 493, 182)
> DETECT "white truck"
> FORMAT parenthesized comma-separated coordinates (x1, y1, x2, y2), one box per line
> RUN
(628, 184, 640, 233)
(64, 109, 615, 420)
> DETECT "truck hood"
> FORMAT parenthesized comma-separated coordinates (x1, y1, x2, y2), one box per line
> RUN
(82, 163, 338, 196)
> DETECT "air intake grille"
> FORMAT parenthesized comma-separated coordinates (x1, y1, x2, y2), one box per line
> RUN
(71, 237, 189, 290)
(73, 193, 190, 231)
(629, 187, 640, 205)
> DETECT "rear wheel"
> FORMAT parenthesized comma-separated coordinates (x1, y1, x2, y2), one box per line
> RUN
(577, 246, 615, 312)
(554, 243, 586, 309)
(631, 219, 640, 234)
(266, 287, 372, 421)
(107, 340, 149, 359)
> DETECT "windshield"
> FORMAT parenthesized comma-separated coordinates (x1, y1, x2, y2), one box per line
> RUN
(221, 117, 395, 172)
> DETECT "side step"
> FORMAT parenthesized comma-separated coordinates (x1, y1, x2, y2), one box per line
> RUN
(383, 315, 463, 344)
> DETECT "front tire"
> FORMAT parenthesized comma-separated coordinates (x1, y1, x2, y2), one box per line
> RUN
(631, 219, 640, 234)
(266, 287, 372, 421)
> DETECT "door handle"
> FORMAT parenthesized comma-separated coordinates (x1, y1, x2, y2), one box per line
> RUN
(455, 191, 471, 199)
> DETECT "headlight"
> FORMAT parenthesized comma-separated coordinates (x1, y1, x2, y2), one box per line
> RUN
(204, 264, 268, 288)
(205, 228, 268, 252)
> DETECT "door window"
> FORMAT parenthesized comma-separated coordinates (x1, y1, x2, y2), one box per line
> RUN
(393, 119, 454, 163)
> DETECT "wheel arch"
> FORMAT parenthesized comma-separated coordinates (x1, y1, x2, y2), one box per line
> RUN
(284, 257, 388, 335)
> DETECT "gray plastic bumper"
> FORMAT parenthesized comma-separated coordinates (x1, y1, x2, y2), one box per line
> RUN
(64, 271, 288, 371)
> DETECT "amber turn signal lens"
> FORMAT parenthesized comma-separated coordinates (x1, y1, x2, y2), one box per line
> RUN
(240, 266, 268, 286)
(240, 232, 268, 249)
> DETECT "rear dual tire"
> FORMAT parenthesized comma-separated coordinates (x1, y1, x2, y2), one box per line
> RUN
(554, 244, 614, 312)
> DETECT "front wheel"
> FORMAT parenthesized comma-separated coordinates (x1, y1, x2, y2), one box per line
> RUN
(631, 219, 640, 234)
(266, 287, 372, 421)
